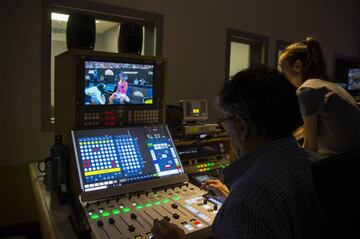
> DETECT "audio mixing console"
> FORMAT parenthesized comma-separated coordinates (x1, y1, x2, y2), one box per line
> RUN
(71, 125, 222, 239)
(83, 182, 221, 239)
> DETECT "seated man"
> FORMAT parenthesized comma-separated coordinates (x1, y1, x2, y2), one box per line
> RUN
(152, 65, 325, 239)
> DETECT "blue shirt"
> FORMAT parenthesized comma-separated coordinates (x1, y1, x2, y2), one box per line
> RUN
(212, 137, 325, 239)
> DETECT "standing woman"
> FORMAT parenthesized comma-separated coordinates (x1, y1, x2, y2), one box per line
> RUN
(279, 37, 360, 155)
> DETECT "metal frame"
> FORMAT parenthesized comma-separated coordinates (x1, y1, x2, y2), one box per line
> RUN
(41, 0, 164, 131)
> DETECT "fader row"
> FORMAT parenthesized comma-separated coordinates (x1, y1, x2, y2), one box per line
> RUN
(84, 183, 221, 239)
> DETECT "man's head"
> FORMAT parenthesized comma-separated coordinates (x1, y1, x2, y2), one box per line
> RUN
(218, 65, 302, 154)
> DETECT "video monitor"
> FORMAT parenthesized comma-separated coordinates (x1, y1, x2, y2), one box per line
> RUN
(72, 125, 186, 200)
(84, 60, 154, 105)
(180, 99, 208, 122)
(347, 68, 360, 90)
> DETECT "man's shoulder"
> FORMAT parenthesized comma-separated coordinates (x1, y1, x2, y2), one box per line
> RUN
(228, 148, 320, 203)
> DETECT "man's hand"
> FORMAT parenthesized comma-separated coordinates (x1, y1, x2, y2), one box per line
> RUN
(201, 179, 229, 202)
(151, 219, 186, 239)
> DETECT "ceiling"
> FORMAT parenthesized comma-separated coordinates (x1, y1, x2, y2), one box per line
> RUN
(52, 19, 119, 34)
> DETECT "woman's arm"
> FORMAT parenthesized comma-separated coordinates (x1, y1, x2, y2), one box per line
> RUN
(303, 114, 318, 152)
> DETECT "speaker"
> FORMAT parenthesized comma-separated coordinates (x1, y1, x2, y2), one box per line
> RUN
(66, 13, 96, 50)
(50, 135, 70, 204)
(118, 22, 143, 54)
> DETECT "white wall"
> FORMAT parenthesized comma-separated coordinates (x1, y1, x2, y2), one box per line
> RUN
(100, 25, 120, 52)
(229, 42, 250, 77)
(1, 0, 360, 166)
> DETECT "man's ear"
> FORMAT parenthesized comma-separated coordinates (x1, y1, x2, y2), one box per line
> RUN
(234, 114, 249, 141)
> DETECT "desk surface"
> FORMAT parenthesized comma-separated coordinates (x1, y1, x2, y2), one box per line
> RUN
(28, 163, 77, 239)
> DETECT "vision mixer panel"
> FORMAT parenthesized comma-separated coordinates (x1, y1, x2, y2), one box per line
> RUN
(71, 125, 222, 239)
(84, 183, 221, 239)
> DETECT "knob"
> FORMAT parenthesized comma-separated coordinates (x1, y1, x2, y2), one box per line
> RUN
(173, 213, 180, 219)
(116, 197, 119, 202)
(86, 202, 90, 208)
(128, 225, 135, 232)
(96, 201, 100, 206)
(171, 204, 178, 209)
(106, 199, 110, 204)
(130, 213, 137, 220)
(108, 218, 115, 224)
(163, 216, 170, 222)
(146, 192, 149, 196)
(97, 220, 104, 227)
(213, 204, 218, 211)
(203, 198, 208, 205)
(185, 183, 189, 187)
(128, 194, 132, 199)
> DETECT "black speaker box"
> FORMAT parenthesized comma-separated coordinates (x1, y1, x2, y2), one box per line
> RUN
(166, 105, 183, 138)
(118, 22, 143, 54)
(66, 13, 96, 50)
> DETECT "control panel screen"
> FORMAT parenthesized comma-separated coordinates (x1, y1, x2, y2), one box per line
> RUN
(84, 60, 154, 105)
(72, 125, 184, 192)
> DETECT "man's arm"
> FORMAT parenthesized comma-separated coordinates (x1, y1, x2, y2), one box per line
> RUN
(213, 202, 273, 239)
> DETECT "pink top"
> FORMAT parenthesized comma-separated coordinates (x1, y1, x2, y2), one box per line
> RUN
(117, 80, 128, 94)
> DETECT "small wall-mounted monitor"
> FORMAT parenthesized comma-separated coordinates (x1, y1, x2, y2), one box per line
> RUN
(179, 99, 208, 123)
(347, 68, 360, 90)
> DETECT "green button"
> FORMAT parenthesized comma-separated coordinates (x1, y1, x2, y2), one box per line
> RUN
(112, 209, 120, 215)
(102, 211, 110, 217)
(122, 207, 130, 213)
(90, 214, 99, 220)
(135, 204, 143, 209)
(145, 202, 152, 207)
(153, 201, 160, 205)
(172, 196, 180, 200)
(162, 198, 170, 203)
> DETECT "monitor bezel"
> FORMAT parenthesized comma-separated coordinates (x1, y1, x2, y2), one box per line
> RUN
(71, 125, 188, 202)
(180, 99, 209, 122)
(78, 55, 160, 108)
